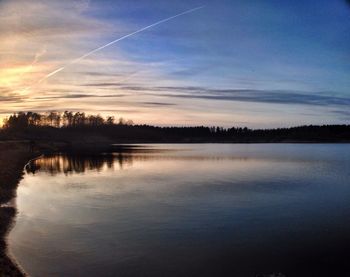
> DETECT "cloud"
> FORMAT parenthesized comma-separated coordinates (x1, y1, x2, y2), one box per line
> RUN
(78, 72, 127, 77)
(331, 110, 350, 118)
(0, 0, 139, 106)
(140, 102, 176, 106)
(32, 93, 128, 100)
(0, 95, 22, 102)
(79, 84, 350, 107)
(82, 82, 126, 87)
(0, 0, 110, 40)
(155, 88, 350, 107)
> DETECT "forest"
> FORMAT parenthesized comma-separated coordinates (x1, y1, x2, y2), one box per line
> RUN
(1, 111, 350, 144)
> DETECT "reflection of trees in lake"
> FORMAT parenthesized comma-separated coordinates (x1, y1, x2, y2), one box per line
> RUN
(25, 149, 255, 176)
(26, 153, 134, 175)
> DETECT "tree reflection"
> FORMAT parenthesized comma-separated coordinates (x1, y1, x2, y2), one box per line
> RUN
(26, 153, 134, 175)
(25, 146, 252, 176)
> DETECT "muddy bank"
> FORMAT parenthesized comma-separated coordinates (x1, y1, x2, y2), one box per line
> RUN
(0, 141, 38, 276)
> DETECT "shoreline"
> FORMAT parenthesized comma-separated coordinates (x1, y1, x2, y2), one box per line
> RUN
(0, 141, 39, 276)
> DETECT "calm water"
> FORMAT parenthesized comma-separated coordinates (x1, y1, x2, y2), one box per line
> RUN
(8, 144, 350, 276)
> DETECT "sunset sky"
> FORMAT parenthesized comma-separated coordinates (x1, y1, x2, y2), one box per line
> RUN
(1, 0, 349, 127)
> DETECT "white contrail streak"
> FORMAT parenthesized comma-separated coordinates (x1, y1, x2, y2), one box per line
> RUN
(39, 67, 64, 82)
(39, 6, 204, 83)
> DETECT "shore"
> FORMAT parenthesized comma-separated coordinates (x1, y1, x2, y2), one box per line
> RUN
(0, 141, 39, 276)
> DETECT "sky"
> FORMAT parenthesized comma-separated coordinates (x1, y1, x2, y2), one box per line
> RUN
(0, 0, 349, 127)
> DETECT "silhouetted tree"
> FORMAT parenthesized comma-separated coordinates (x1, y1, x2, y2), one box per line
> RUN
(63, 111, 74, 127)
(106, 116, 115, 125)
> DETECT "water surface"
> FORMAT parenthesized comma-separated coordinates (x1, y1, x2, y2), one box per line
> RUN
(9, 144, 350, 276)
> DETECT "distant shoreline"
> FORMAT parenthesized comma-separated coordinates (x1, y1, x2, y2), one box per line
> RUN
(1, 114, 350, 145)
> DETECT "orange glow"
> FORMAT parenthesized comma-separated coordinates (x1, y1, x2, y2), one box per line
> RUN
(1, 64, 30, 83)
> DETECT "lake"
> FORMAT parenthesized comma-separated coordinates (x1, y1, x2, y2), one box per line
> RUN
(8, 144, 350, 276)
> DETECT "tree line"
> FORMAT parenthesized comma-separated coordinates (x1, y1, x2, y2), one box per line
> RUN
(2, 111, 133, 129)
(1, 111, 250, 137)
(1, 111, 350, 143)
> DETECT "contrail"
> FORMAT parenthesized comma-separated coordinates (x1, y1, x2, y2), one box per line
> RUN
(38, 6, 204, 83)
(39, 67, 64, 82)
